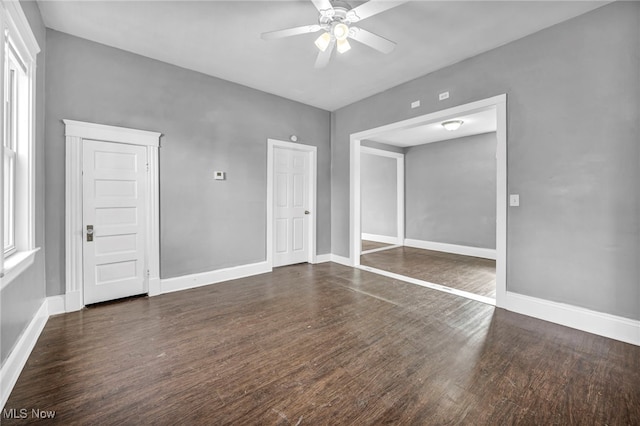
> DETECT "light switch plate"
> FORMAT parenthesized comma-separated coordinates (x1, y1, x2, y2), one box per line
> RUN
(509, 194, 520, 207)
(214, 171, 225, 180)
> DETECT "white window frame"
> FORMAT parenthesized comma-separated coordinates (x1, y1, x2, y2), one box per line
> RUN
(4, 40, 22, 257)
(0, 0, 40, 289)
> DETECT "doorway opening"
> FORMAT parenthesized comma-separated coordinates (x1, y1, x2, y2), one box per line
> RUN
(350, 95, 507, 307)
(359, 146, 404, 255)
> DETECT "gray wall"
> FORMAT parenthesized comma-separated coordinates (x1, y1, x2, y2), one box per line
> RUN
(1, 1, 47, 365)
(331, 2, 640, 319)
(45, 30, 331, 294)
(405, 133, 496, 249)
(361, 153, 397, 238)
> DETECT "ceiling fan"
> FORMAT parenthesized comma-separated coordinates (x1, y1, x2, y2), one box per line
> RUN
(261, 0, 407, 68)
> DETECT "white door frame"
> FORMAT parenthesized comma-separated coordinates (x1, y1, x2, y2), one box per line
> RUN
(360, 146, 404, 246)
(266, 139, 317, 267)
(64, 120, 161, 312)
(350, 94, 507, 307)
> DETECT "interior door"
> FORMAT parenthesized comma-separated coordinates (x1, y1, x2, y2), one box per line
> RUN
(82, 139, 148, 304)
(273, 146, 310, 267)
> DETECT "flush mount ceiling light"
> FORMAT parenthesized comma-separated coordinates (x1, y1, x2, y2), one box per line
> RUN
(441, 120, 464, 131)
(261, 0, 408, 68)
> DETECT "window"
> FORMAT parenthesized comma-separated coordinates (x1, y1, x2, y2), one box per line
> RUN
(0, 0, 39, 286)
(3, 42, 24, 256)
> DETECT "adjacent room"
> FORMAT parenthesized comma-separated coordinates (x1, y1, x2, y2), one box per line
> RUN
(358, 107, 499, 304)
(1, 0, 639, 424)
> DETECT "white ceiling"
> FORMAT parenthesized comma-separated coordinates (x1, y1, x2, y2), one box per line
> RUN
(37, 1, 608, 111)
(367, 108, 496, 147)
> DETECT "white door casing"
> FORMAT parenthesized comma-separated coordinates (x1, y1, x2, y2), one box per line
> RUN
(267, 139, 317, 268)
(65, 120, 161, 312)
(360, 146, 404, 246)
(82, 140, 147, 304)
(274, 147, 309, 266)
(350, 94, 507, 307)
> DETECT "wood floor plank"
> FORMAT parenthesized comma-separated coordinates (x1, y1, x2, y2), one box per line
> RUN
(3, 263, 639, 424)
(361, 240, 392, 252)
(361, 246, 496, 298)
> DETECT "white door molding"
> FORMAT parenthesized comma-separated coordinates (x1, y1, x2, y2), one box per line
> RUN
(266, 139, 317, 267)
(64, 120, 161, 312)
(360, 146, 404, 246)
(350, 94, 507, 307)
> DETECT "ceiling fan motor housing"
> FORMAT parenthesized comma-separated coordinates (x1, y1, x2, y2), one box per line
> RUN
(319, 1, 355, 26)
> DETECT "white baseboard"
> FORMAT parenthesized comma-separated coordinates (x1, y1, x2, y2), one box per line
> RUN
(504, 291, 640, 346)
(313, 254, 331, 264)
(64, 290, 83, 313)
(47, 295, 66, 316)
(330, 254, 353, 267)
(0, 299, 48, 410)
(160, 261, 272, 294)
(148, 277, 161, 297)
(361, 233, 401, 245)
(403, 238, 496, 260)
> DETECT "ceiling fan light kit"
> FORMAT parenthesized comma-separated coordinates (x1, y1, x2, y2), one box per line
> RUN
(261, 0, 407, 68)
(332, 22, 350, 40)
(314, 32, 332, 52)
(337, 38, 351, 53)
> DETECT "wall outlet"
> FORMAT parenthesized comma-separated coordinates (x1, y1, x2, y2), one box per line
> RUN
(439, 91, 450, 101)
(509, 194, 520, 207)
(214, 171, 225, 180)
(411, 100, 420, 109)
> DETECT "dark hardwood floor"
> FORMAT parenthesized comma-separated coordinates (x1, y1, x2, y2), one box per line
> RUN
(4, 263, 639, 424)
(361, 246, 496, 298)
(361, 240, 392, 252)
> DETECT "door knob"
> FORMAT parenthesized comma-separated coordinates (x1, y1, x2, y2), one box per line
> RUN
(86, 225, 94, 242)
(304, 210, 310, 215)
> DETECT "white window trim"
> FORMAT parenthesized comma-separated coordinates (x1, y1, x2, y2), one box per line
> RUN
(1, 247, 38, 287)
(0, 0, 40, 289)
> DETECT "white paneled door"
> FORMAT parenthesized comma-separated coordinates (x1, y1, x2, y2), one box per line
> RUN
(273, 147, 311, 267)
(82, 140, 148, 304)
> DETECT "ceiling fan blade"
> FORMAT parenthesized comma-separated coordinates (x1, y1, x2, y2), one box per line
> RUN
(261, 24, 322, 40)
(314, 39, 335, 68)
(349, 27, 396, 54)
(347, 0, 409, 23)
(311, 0, 334, 14)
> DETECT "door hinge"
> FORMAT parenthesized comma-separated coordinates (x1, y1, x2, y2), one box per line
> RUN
(146, 163, 149, 172)
(146, 269, 150, 278)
